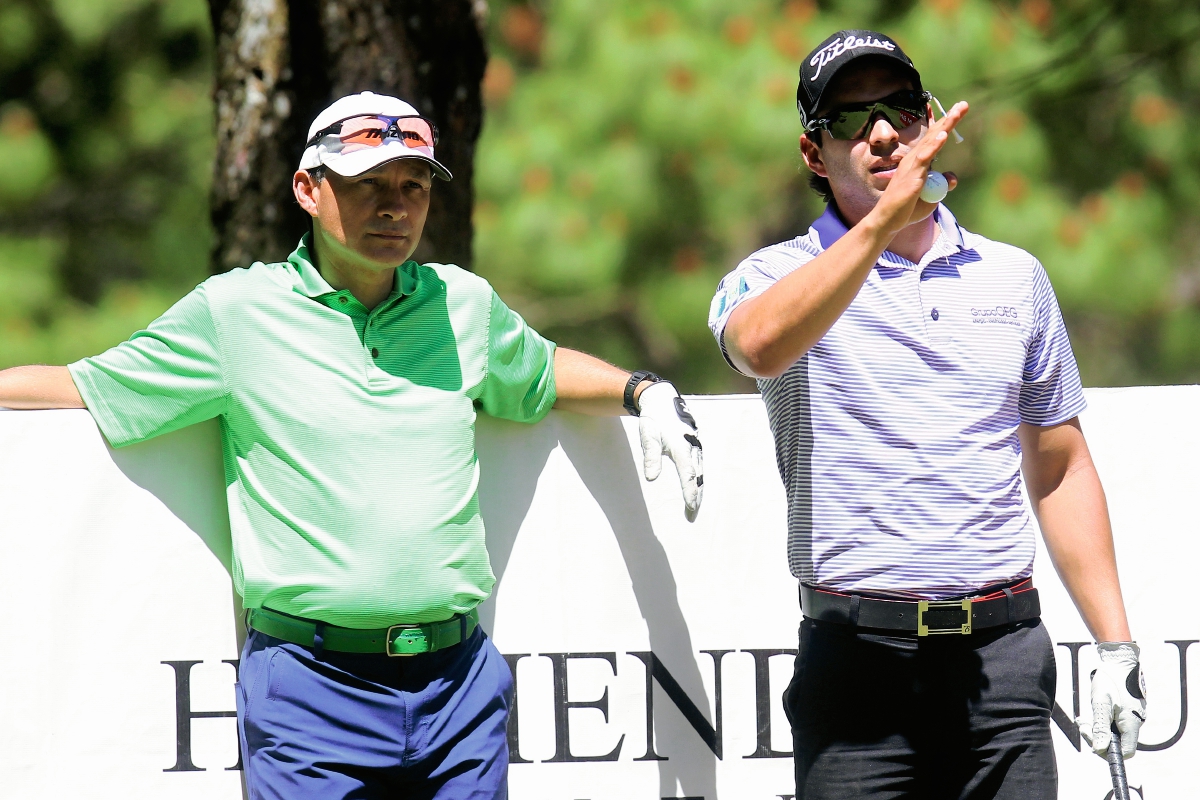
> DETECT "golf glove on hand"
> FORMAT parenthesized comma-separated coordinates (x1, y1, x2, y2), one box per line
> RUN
(636, 381, 703, 521)
(1090, 641, 1146, 759)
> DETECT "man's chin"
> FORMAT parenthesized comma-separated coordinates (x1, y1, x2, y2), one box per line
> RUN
(868, 173, 894, 193)
(361, 236, 417, 266)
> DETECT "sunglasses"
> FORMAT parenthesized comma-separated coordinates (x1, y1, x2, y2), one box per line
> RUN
(306, 114, 440, 151)
(806, 90, 932, 140)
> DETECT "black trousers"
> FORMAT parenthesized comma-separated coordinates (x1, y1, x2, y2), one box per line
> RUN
(784, 617, 1058, 800)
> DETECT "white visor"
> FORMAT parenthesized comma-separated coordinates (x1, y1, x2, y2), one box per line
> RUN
(298, 91, 453, 181)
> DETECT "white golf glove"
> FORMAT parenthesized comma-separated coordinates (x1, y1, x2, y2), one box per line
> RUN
(1090, 641, 1146, 759)
(636, 381, 703, 521)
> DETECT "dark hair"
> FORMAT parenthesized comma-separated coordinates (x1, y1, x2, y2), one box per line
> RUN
(808, 172, 834, 204)
(802, 130, 835, 204)
(307, 165, 327, 183)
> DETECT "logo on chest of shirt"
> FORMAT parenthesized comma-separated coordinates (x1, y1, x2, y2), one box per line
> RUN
(970, 306, 1020, 327)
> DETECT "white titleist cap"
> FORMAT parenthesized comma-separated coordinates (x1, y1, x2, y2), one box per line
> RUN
(299, 91, 453, 180)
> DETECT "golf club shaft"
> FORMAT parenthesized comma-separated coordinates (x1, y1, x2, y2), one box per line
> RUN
(1107, 723, 1130, 800)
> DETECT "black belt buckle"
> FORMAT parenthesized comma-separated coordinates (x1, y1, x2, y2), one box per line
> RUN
(916, 599, 972, 636)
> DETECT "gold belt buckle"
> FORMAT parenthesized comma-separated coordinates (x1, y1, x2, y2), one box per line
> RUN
(916, 599, 973, 636)
(386, 624, 431, 656)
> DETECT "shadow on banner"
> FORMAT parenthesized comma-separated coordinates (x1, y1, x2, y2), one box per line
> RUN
(478, 412, 719, 799)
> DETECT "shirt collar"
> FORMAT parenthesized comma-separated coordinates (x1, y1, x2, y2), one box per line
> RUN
(809, 202, 966, 255)
(286, 234, 420, 301)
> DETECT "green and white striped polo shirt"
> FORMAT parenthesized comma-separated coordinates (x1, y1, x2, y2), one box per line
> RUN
(70, 236, 557, 628)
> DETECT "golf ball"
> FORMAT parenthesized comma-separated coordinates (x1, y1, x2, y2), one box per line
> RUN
(921, 171, 949, 204)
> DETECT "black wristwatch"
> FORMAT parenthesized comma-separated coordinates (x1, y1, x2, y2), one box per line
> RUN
(623, 370, 662, 416)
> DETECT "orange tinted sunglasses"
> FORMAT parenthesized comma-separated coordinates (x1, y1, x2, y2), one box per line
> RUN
(306, 114, 439, 150)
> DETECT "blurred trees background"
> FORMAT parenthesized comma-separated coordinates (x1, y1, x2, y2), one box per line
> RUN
(1, 0, 1198, 393)
(208, 0, 486, 273)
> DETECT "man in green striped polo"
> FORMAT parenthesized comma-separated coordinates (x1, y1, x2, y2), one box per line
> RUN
(0, 91, 704, 799)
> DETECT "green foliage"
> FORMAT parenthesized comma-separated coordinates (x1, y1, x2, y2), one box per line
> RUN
(0, 0, 212, 369)
(3, 0, 1200, 395)
(477, 0, 1200, 391)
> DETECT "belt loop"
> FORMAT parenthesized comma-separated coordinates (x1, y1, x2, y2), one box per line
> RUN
(1002, 588, 1015, 624)
(313, 621, 326, 658)
(848, 594, 861, 627)
(460, 614, 468, 644)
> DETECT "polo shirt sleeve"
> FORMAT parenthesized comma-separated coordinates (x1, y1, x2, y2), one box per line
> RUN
(1019, 261, 1086, 426)
(708, 246, 816, 370)
(478, 290, 557, 423)
(68, 283, 229, 447)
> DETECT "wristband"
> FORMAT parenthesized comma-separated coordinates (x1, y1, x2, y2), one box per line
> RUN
(623, 370, 662, 416)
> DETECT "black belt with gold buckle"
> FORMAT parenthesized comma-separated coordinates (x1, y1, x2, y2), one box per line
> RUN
(800, 579, 1040, 636)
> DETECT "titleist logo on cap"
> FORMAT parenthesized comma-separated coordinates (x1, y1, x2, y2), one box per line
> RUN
(809, 34, 897, 80)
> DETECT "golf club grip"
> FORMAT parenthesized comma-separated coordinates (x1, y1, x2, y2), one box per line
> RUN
(1107, 723, 1130, 800)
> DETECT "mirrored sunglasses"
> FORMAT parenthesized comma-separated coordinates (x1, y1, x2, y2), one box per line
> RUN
(807, 90, 931, 140)
(306, 114, 440, 152)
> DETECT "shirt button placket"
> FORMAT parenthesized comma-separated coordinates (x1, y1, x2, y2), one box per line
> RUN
(916, 268, 945, 341)
(366, 312, 377, 359)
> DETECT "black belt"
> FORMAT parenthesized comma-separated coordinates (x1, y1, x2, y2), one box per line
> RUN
(800, 579, 1040, 636)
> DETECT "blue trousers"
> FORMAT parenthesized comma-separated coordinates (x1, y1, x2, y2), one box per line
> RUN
(236, 625, 512, 799)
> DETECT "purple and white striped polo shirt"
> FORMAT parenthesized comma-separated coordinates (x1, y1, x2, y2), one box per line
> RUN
(709, 204, 1086, 600)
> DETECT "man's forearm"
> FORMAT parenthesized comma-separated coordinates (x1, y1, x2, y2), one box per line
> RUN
(551, 348, 648, 416)
(1029, 446, 1131, 642)
(724, 218, 893, 377)
(0, 365, 85, 410)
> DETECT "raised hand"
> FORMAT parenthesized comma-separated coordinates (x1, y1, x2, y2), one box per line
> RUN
(870, 100, 969, 236)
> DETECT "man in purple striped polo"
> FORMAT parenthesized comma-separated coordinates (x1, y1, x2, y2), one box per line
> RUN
(708, 30, 1145, 799)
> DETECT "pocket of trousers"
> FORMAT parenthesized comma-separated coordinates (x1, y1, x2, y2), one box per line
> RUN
(1034, 621, 1057, 711)
(243, 643, 280, 719)
(783, 622, 811, 729)
(492, 637, 516, 708)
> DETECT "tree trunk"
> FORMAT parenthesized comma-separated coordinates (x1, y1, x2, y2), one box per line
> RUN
(208, 0, 488, 273)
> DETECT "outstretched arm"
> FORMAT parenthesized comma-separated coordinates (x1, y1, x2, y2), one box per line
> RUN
(0, 366, 84, 410)
(552, 347, 644, 416)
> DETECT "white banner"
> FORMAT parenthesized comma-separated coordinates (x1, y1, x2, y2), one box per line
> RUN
(0, 388, 1196, 799)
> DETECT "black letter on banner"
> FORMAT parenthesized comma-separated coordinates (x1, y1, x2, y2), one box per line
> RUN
(1138, 639, 1197, 751)
(162, 660, 241, 772)
(543, 652, 625, 762)
(1051, 642, 1090, 751)
(501, 653, 533, 764)
(629, 650, 733, 761)
(743, 649, 797, 758)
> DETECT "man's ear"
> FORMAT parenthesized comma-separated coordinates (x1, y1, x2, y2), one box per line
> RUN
(799, 133, 828, 178)
(293, 170, 320, 218)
